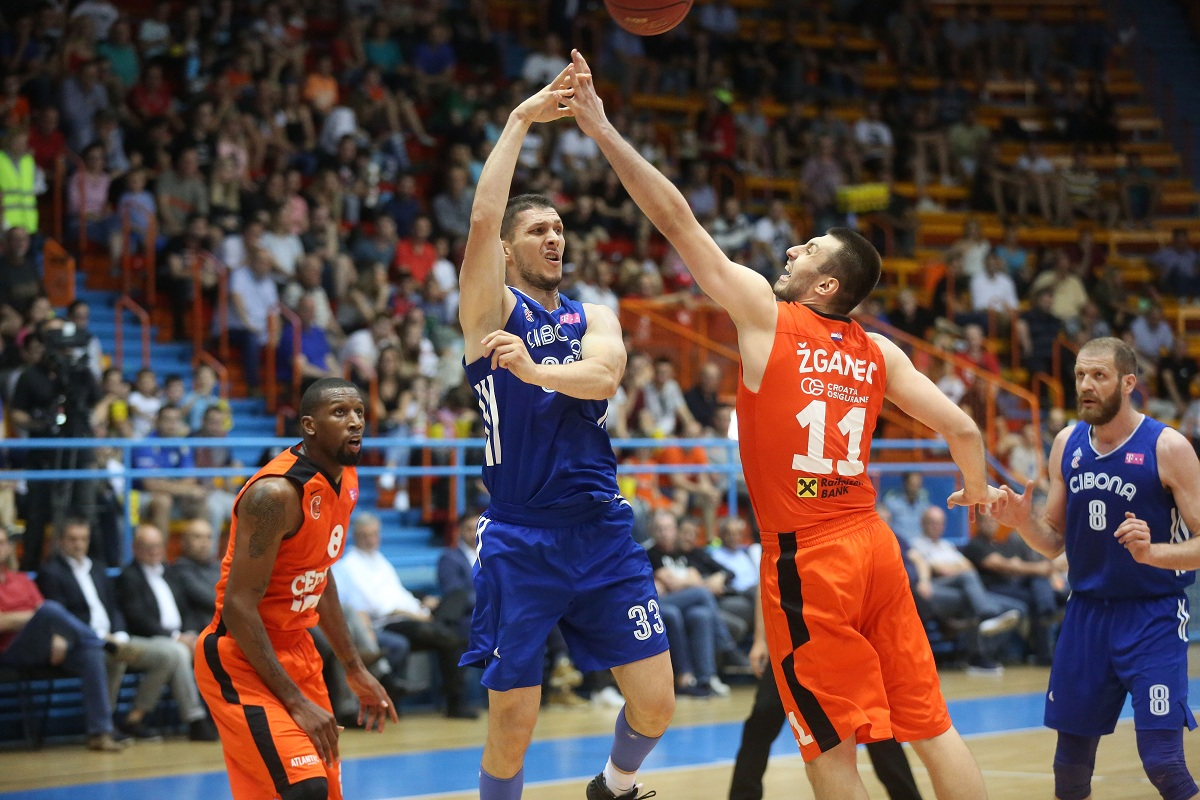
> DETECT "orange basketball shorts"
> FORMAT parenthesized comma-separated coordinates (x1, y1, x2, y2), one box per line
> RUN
(760, 513, 951, 762)
(195, 620, 342, 800)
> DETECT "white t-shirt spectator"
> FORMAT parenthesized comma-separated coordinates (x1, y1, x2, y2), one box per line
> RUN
(970, 270, 1020, 313)
(260, 230, 304, 279)
(128, 391, 162, 439)
(228, 267, 279, 343)
(1129, 315, 1175, 361)
(642, 379, 688, 435)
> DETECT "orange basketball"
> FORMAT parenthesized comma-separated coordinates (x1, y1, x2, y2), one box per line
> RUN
(604, 0, 693, 36)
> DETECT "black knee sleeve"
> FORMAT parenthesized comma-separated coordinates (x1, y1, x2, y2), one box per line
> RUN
(281, 776, 329, 800)
(1053, 732, 1100, 800)
(1137, 728, 1198, 800)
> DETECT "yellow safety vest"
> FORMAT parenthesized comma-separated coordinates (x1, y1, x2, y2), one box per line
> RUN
(0, 151, 38, 233)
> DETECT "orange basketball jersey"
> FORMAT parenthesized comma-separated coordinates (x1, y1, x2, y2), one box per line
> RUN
(737, 303, 887, 539)
(210, 445, 359, 633)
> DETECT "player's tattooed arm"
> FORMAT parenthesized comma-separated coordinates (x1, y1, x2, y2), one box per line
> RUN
(222, 477, 307, 709)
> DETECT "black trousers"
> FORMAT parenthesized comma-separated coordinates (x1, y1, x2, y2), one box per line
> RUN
(384, 618, 469, 706)
(729, 669, 924, 800)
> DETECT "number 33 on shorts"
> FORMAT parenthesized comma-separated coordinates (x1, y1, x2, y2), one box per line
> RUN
(629, 601, 664, 641)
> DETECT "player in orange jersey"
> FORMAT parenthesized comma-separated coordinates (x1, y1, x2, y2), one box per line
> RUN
(195, 378, 397, 800)
(565, 50, 1001, 800)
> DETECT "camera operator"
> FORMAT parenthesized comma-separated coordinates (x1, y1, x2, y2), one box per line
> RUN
(9, 319, 104, 570)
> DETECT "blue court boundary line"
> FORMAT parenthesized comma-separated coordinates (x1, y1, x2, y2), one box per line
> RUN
(3, 682, 1194, 800)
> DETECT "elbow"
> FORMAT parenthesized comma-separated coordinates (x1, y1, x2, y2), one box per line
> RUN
(598, 372, 621, 400)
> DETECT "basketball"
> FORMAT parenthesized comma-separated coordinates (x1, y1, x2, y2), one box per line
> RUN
(604, 0, 693, 36)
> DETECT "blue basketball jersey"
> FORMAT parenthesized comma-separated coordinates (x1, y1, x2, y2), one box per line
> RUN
(1061, 415, 1194, 599)
(463, 288, 619, 526)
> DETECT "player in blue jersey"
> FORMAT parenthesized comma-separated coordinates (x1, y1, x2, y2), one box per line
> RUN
(991, 337, 1199, 800)
(456, 67, 673, 800)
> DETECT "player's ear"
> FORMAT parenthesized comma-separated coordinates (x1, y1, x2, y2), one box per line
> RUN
(300, 414, 316, 437)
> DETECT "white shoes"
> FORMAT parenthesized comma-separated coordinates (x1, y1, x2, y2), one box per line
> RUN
(591, 686, 625, 709)
(708, 676, 731, 697)
(978, 609, 1021, 637)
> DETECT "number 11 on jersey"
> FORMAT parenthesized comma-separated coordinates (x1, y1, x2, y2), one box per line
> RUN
(793, 400, 866, 477)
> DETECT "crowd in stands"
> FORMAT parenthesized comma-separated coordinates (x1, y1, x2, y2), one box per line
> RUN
(0, 0, 1198, 748)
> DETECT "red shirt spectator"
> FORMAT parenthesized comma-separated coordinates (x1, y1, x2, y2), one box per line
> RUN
(28, 108, 67, 171)
(127, 64, 174, 122)
(393, 217, 437, 284)
(0, 570, 43, 653)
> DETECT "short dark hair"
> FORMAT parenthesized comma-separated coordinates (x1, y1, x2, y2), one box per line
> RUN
(1078, 336, 1138, 378)
(500, 194, 556, 241)
(299, 377, 362, 418)
(58, 516, 91, 538)
(821, 227, 881, 315)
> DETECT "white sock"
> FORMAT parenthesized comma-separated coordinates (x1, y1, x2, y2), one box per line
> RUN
(603, 758, 635, 794)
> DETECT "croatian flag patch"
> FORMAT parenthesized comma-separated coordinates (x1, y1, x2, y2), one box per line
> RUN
(524, 305, 534, 322)
(1125, 452, 1145, 465)
(560, 312, 581, 324)
(830, 331, 843, 341)
(349, 488, 359, 502)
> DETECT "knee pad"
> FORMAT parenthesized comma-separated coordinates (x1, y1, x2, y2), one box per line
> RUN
(281, 776, 329, 800)
(1137, 728, 1198, 800)
(1053, 732, 1099, 800)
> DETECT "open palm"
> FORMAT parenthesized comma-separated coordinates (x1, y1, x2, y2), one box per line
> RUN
(514, 64, 576, 125)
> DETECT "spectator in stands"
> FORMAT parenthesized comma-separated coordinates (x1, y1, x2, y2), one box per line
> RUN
(261, 207, 304, 282)
(334, 512, 477, 719)
(749, 199, 794, 279)
(282, 253, 342, 344)
(227, 245, 280, 395)
(1058, 149, 1116, 227)
(394, 214, 438, 286)
(133, 405, 207, 536)
(59, 59, 108, 152)
(192, 405, 240, 539)
(969, 249, 1020, 318)
(999, 420, 1048, 496)
(853, 101, 894, 179)
(431, 166, 473, 244)
(37, 517, 212, 741)
(641, 355, 694, 436)
(1017, 287, 1063, 381)
(127, 62, 177, 128)
(709, 196, 754, 261)
(941, 5, 983, 81)
(946, 107, 990, 184)
(0, 527, 124, 751)
(949, 218, 989, 279)
(156, 146, 209, 239)
(800, 134, 847, 233)
(684, 362, 724, 429)
(181, 362, 220, 432)
(709, 515, 759, 599)
(1146, 337, 1200, 421)
(889, 288, 937, 342)
(276, 294, 340, 397)
(1128, 301, 1175, 369)
(1115, 151, 1161, 228)
(0, 127, 41, 235)
(657, 416, 723, 539)
(1150, 228, 1199, 300)
(127, 367, 161, 440)
(644, 509, 731, 698)
(413, 23, 457, 98)
(114, 523, 219, 739)
(167, 517, 220, 628)
(0, 226, 42, 313)
(1028, 248, 1089, 325)
(881, 472, 929, 541)
(1015, 141, 1059, 225)
(907, 507, 1024, 673)
(962, 514, 1061, 665)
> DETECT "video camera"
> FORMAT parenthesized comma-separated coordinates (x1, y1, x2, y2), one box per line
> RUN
(41, 322, 94, 437)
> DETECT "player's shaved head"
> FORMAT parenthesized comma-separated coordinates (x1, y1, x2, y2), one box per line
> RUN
(299, 378, 362, 418)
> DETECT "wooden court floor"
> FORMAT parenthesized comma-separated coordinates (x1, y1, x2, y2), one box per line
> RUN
(2, 663, 1198, 798)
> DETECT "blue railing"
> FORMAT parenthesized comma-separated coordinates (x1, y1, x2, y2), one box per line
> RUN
(0, 436, 966, 558)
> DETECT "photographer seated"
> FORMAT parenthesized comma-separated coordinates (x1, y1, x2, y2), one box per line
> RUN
(8, 319, 103, 570)
(131, 405, 209, 536)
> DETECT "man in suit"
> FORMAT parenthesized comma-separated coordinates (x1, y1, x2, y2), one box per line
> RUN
(36, 517, 216, 741)
(167, 518, 221, 633)
(436, 513, 479, 632)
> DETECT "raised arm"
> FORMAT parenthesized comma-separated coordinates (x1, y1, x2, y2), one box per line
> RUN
(562, 50, 777, 334)
(221, 477, 340, 767)
(1117, 428, 1200, 570)
(480, 302, 626, 400)
(870, 333, 1001, 515)
(459, 66, 575, 362)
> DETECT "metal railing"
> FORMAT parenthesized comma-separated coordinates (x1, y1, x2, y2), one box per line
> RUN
(0, 436, 966, 562)
(113, 295, 151, 371)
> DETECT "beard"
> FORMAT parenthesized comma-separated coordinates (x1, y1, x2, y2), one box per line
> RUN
(336, 444, 363, 466)
(773, 269, 818, 302)
(514, 254, 561, 293)
(1077, 385, 1123, 426)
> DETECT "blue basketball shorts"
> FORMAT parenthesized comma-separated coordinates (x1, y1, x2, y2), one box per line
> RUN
(1046, 593, 1198, 736)
(460, 500, 670, 691)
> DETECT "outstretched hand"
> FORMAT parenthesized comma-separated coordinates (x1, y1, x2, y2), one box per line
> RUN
(558, 49, 610, 138)
(985, 480, 1036, 530)
(946, 484, 1006, 522)
(513, 63, 576, 125)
